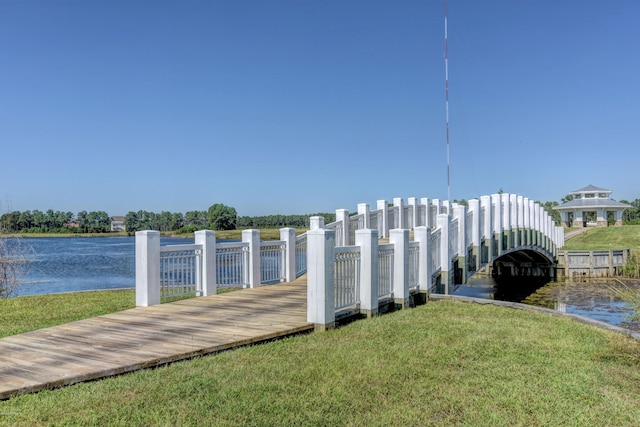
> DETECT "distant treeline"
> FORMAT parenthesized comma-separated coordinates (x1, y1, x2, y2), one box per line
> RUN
(621, 199, 640, 224)
(0, 210, 111, 233)
(0, 205, 336, 234)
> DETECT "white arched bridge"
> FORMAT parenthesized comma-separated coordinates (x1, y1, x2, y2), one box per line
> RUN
(136, 193, 563, 330)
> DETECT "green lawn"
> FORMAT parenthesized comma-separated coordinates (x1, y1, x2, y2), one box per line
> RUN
(563, 225, 640, 252)
(1, 297, 639, 426)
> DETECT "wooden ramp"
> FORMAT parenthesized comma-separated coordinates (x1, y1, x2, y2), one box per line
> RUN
(0, 279, 311, 400)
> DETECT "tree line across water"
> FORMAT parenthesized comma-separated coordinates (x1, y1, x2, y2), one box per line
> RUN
(0, 203, 336, 234)
(3, 198, 640, 234)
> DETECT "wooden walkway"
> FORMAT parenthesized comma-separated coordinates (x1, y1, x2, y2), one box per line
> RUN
(0, 278, 311, 400)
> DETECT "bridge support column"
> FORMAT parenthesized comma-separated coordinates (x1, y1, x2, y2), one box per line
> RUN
(307, 229, 336, 331)
(469, 199, 481, 273)
(394, 198, 405, 229)
(480, 196, 492, 266)
(356, 229, 379, 317)
(492, 194, 503, 257)
(135, 230, 161, 307)
(437, 214, 451, 294)
(453, 205, 467, 284)
(195, 230, 217, 296)
(280, 228, 296, 283)
(414, 226, 432, 295)
(335, 209, 350, 246)
(357, 203, 371, 229)
(243, 229, 261, 288)
(390, 229, 410, 308)
(377, 200, 389, 239)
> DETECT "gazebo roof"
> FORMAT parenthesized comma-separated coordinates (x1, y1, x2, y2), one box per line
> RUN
(570, 184, 611, 194)
(554, 198, 631, 211)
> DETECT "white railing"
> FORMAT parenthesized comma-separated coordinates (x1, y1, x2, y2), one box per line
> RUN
(216, 242, 249, 288)
(260, 240, 286, 284)
(408, 241, 420, 289)
(334, 246, 361, 311)
(295, 233, 307, 277)
(431, 228, 441, 274)
(378, 243, 394, 297)
(160, 244, 203, 299)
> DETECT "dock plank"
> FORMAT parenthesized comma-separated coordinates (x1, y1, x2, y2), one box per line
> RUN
(0, 280, 312, 400)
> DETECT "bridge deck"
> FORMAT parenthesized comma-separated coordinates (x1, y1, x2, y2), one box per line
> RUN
(0, 278, 311, 400)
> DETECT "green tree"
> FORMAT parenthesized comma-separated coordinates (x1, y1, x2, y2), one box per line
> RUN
(206, 204, 237, 231)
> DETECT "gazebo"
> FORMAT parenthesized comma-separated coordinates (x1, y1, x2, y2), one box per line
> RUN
(553, 185, 630, 227)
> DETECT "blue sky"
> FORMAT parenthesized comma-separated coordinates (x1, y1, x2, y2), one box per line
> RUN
(1, 1, 638, 217)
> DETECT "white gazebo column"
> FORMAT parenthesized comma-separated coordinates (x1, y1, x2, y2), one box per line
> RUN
(377, 200, 389, 238)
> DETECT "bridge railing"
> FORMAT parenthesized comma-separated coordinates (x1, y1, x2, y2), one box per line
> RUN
(136, 228, 304, 306)
(307, 192, 565, 329)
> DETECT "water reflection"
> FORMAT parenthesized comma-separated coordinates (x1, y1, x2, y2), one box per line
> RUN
(455, 276, 640, 332)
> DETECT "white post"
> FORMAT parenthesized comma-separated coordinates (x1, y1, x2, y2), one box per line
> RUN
(357, 203, 371, 229)
(356, 229, 379, 317)
(377, 200, 389, 238)
(420, 197, 431, 228)
(243, 229, 261, 288)
(510, 194, 519, 248)
(394, 198, 405, 229)
(336, 209, 349, 246)
(437, 213, 451, 293)
(492, 194, 503, 256)
(390, 228, 410, 308)
(502, 193, 511, 250)
(432, 199, 442, 215)
(307, 229, 336, 330)
(517, 195, 524, 247)
(195, 230, 216, 296)
(523, 197, 531, 246)
(414, 226, 432, 294)
(469, 199, 481, 272)
(280, 228, 296, 282)
(408, 197, 419, 229)
(454, 204, 467, 283)
(480, 195, 492, 266)
(310, 216, 325, 230)
(135, 230, 161, 307)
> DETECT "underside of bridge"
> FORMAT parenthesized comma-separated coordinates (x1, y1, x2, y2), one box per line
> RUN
(490, 248, 556, 283)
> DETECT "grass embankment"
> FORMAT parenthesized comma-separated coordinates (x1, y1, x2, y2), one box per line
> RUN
(1, 297, 640, 425)
(563, 225, 640, 252)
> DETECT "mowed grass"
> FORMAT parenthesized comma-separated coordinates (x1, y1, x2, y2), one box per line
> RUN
(563, 225, 640, 253)
(0, 290, 135, 338)
(1, 299, 639, 426)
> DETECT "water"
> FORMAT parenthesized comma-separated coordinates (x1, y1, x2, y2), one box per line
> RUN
(456, 275, 640, 331)
(14, 236, 191, 296)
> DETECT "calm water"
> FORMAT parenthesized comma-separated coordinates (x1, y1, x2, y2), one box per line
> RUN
(11, 237, 639, 331)
(16, 236, 190, 296)
(456, 276, 640, 331)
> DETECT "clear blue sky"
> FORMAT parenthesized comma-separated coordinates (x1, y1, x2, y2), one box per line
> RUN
(1, 1, 638, 217)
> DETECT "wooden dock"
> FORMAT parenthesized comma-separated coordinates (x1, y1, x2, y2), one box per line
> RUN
(0, 278, 311, 400)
